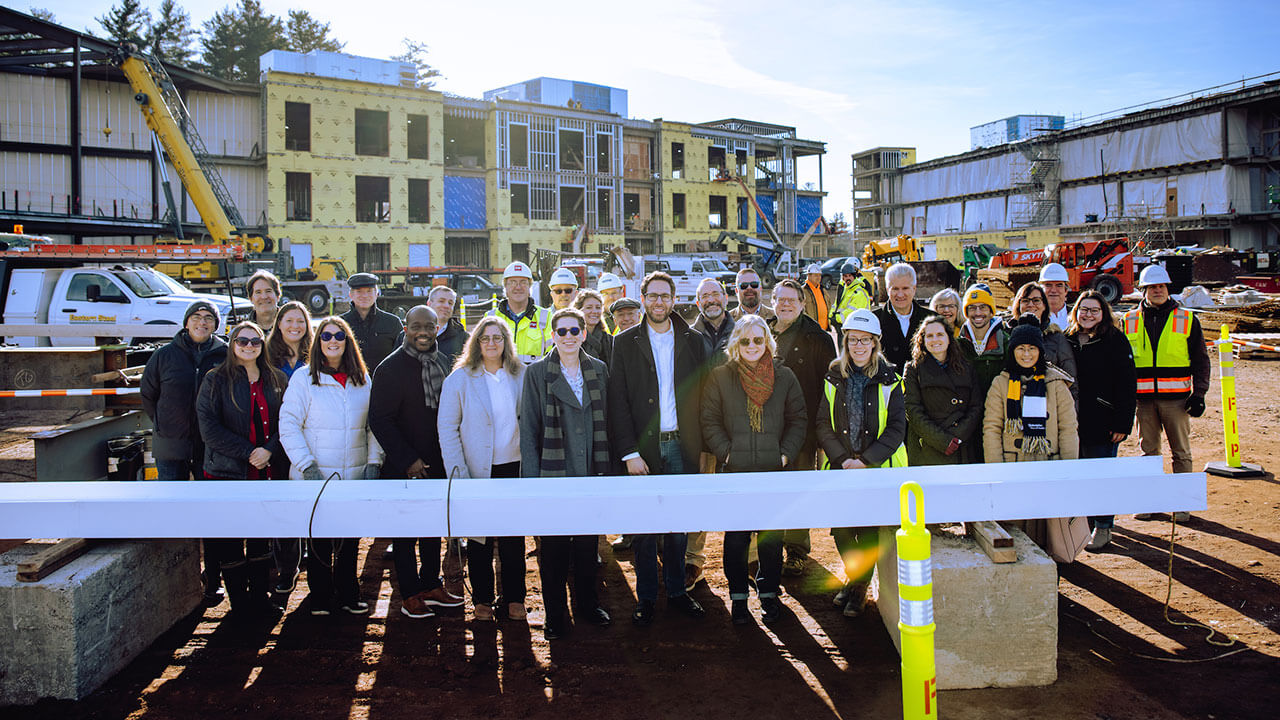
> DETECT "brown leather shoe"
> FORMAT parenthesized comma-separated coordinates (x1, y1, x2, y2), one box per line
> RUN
(684, 564, 704, 593)
(401, 592, 434, 619)
(506, 602, 527, 620)
(474, 604, 495, 622)
(419, 586, 465, 608)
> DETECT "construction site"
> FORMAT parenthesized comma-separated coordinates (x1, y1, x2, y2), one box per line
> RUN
(1, 5, 1279, 720)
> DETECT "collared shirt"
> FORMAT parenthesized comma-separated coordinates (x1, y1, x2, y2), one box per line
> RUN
(646, 322, 678, 432)
(484, 368, 521, 466)
(1048, 305, 1071, 330)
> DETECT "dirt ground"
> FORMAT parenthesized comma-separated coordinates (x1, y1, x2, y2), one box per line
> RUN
(4, 357, 1280, 720)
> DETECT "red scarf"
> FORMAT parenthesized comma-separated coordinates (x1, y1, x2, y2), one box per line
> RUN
(737, 358, 775, 432)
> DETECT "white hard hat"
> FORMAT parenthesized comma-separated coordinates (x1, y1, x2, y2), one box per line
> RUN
(804, 263, 823, 275)
(503, 261, 533, 281)
(1138, 263, 1172, 288)
(841, 308, 882, 337)
(1039, 262, 1069, 283)
(549, 267, 579, 287)
(597, 272, 624, 291)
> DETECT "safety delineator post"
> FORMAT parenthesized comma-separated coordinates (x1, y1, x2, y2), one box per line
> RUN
(1205, 325, 1265, 478)
(897, 481, 938, 719)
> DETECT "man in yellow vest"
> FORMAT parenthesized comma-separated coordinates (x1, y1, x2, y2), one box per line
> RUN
(830, 260, 872, 329)
(487, 261, 551, 364)
(1122, 264, 1210, 521)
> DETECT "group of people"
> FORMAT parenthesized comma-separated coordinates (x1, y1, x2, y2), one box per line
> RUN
(138, 253, 1209, 635)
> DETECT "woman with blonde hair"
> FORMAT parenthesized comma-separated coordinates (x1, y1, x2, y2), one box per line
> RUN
(701, 313, 806, 625)
(438, 317, 529, 621)
(279, 315, 383, 616)
(815, 308, 908, 619)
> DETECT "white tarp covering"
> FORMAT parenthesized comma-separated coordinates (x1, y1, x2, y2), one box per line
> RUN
(1060, 114, 1222, 180)
(1225, 108, 1250, 158)
(925, 201, 963, 234)
(962, 196, 1007, 231)
(901, 152, 1016, 203)
(1060, 182, 1119, 224)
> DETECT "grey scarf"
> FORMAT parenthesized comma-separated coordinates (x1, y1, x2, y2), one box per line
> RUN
(403, 344, 446, 410)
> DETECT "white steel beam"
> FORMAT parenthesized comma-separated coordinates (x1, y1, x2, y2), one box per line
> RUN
(0, 456, 1203, 539)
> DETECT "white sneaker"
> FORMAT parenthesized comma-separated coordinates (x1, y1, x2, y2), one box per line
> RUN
(1086, 526, 1112, 551)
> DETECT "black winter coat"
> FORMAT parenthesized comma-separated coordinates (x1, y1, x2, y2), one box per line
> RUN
(607, 314, 709, 471)
(771, 313, 837, 459)
(701, 360, 807, 473)
(436, 318, 467, 369)
(196, 368, 287, 479)
(368, 346, 448, 479)
(874, 303, 931, 375)
(902, 355, 983, 465)
(583, 325, 615, 369)
(140, 329, 227, 462)
(692, 313, 735, 368)
(815, 358, 907, 468)
(342, 306, 402, 371)
(1067, 327, 1137, 446)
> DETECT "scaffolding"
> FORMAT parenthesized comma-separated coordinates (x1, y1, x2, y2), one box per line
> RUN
(1009, 141, 1060, 227)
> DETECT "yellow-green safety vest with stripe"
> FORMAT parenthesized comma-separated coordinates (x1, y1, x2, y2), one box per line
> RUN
(1122, 307, 1193, 397)
(832, 280, 872, 325)
(487, 300, 551, 363)
(822, 379, 909, 469)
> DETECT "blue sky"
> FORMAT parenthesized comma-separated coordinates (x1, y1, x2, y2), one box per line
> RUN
(31, 0, 1280, 220)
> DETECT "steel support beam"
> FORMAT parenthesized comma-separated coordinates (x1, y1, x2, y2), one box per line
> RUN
(0, 457, 1205, 538)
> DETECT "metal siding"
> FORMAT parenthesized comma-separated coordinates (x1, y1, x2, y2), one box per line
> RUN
(1, 74, 68, 144)
(81, 79, 151, 151)
(82, 155, 152, 219)
(177, 162, 266, 230)
(187, 90, 261, 157)
(444, 175, 486, 230)
(0, 152, 70, 211)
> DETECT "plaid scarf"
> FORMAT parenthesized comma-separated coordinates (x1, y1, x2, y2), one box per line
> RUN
(540, 351, 611, 477)
(737, 358, 775, 432)
(403, 344, 446, 410)
(1005, 370, 1050, 456)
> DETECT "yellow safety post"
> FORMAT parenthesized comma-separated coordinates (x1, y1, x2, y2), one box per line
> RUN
(1206, 325, 1264, 477)
(459, 297, 467, 329)
(897, 481, 938, 719)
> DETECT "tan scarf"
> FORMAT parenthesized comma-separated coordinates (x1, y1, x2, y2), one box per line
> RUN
(737, 358, 775, 432)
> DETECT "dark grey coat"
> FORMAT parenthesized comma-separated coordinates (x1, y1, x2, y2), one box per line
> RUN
(701, 360, 807, 473)
(902, 354, 983, 465)
(520, 353, 610, 477)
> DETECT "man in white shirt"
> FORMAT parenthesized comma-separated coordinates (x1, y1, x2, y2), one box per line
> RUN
(1040, 263, 1072, 329)
(608, 271, 710, 626)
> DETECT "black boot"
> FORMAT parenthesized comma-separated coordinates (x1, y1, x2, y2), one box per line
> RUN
(248, 555, 282, 615)
(220, 560, 251, 617)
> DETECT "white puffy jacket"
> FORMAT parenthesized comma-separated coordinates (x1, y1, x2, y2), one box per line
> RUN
(279, 366, 384, 480)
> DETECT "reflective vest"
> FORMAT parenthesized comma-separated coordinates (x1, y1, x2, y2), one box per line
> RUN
(487, 301, 551, 363)
(832, 280, 872, 325)
(1123, 306, 1193, 397)
(822, 378, 909, 469)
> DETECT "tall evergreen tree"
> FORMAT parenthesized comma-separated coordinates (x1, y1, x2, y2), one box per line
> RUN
(96, 0, 151, 47)
(29, 8, 56, 22)
(391, 38, 443, 89)
(198, 0, 284, 81)
(147, 0, 196, 65)
(284, 10, 343, 53)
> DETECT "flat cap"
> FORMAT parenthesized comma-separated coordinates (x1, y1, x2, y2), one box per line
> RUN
(609, 297, 642, 313)
(347, 272, 379, 289)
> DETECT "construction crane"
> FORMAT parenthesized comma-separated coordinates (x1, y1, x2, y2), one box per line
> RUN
(711, 174, 797, 284)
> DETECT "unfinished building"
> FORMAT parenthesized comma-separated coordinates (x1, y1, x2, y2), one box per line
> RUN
(853, 76, 1280, 266)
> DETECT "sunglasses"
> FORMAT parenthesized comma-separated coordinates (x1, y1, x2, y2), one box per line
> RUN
(552, 287, 575, 295)
(738, 336, 766, 346)
(555, 326, 582, 337)
(233, 336, 264, 347)
(319, 330, 347, 342)
(738, 281, 760, 290)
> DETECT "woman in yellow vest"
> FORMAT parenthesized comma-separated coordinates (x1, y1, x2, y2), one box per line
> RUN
(816, 308, 907, 619)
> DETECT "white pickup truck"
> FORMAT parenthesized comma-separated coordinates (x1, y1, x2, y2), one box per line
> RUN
(3, 264, 252, 347)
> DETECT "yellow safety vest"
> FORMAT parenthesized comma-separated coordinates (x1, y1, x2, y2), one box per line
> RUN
(1123, 307, 1193, 398)
(832, 280, 871, 325)
(822, 378, 909, 469)
(487, 301, 551, 363)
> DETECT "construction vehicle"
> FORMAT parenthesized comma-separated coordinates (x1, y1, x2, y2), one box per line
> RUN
(110, 45, 348, 313)
(862, 234, 922, 267)
(861, 234, 962, 301)
(0, 243, 254, 347)
(961, 243, 1006, 288)
(712, 175, 799, 284)
(977, 238, 1134, 305)
(532, 245, 644, 307)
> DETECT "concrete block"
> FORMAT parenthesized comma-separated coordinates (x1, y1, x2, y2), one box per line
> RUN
(0, 347, 107, 412)
(0, 540, 202, 705)
(878, 525, 1058, 689)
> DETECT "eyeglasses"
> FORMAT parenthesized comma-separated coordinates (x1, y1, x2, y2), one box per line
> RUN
(644, 293, 673, 302)
(738, 336, 766, 346)
(1021, 297, 1045, 305)
(552, 287, 575, 295)
(738, 281, 760, 290)
(233, 336, 264, 347)
(774, 296, 799, 305)
(319, 330, 347, 342)
(847, 336, 876, 347)
(189, 313, 216, 325)
(935, 304, 958, 312)
(1076, 306, 1103, 315)
(478, 334, 505, 344)
(555, 326, 582, 337)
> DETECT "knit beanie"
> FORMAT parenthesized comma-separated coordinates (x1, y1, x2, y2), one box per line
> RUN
(1006, 313, 1044, 373)
(183, 300, 220, 330)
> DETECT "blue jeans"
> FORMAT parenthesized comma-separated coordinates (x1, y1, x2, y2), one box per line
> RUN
(634, 439, 689, 603)
(155, 458, 191, 481)
(1081, 442, 1119, 529)
(725, 530, 783, 600)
